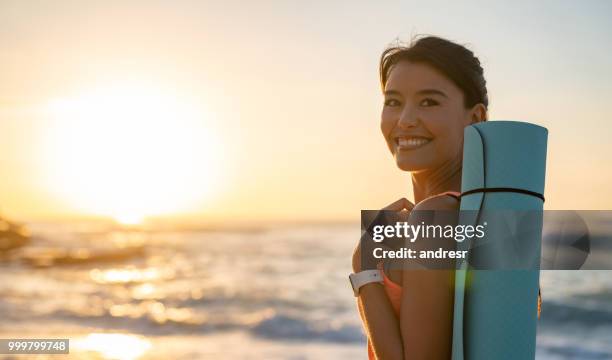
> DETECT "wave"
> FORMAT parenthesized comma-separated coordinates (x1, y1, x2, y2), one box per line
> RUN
(250, 313, 365, 343)
(539, 300, 612, 328)
(537, 334, 612, 360)
(26, 306, 365, 343)
(538, 343, 612, 360)
(7, 298, 612, 348)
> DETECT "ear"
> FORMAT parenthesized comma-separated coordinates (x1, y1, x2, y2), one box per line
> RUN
(468, 103, 487, 124)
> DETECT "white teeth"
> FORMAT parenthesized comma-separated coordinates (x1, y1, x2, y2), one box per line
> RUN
(397, 137, 431, 149)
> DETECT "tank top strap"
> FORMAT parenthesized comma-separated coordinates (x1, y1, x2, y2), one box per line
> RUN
(439, 190, 461, 201)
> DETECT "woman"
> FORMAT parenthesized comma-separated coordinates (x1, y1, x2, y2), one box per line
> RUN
(351, 36, 489, 359)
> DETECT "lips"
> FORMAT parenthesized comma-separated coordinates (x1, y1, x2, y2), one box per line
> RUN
(394, 136, 432, 151)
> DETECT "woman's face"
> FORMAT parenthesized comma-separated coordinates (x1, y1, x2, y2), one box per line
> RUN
(381, 61, 479, 172)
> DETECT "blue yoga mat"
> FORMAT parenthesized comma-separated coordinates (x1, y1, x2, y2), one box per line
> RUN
(452, 121, 548, 360)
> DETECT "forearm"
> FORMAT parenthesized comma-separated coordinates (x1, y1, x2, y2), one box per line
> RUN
(357, 282, 404, 360)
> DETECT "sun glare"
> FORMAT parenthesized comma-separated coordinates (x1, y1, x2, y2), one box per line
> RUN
(42, 84, 223, 223)
(73, 333, 151, 360)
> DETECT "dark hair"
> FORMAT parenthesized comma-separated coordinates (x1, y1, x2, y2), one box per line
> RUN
(379, 36, 489, 110)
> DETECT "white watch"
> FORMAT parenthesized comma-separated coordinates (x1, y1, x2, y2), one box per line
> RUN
(349, 270, 383, 297)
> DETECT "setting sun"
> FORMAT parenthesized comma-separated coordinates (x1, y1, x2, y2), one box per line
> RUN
(41, 84, 223, 224)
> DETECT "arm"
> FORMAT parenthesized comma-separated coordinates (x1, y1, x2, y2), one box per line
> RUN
(399, 195, 459, 359)
(357, 282, 404, 359)
(399, 270, 455, 359)
(353, 238, 404, 360)
(353, 198, 413, 359)
(353, 196, 457, 359)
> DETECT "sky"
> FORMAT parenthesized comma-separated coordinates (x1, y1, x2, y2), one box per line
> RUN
(0, 0, 611, 223)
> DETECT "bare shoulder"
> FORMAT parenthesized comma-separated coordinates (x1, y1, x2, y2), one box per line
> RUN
(413, 193, 460, 211)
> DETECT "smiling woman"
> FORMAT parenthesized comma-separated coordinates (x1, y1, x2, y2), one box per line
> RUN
(40, 84, 223, 224)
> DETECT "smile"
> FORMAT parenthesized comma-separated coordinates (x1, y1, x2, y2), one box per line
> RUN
(395, 136, 432, 150)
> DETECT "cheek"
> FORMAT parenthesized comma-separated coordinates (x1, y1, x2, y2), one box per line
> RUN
(380, 110, 396, 138)
(420, 112, 450, 139)
(422, 112, 465, 155)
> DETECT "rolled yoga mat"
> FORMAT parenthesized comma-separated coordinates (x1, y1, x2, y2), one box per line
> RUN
(451, 121, 548, 360)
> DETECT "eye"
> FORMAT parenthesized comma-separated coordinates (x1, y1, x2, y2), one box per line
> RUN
(419, 98, 439, 107)
(384, 98, 401, 107)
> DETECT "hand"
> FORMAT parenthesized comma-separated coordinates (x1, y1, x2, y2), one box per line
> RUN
(352, 198, 414, 273)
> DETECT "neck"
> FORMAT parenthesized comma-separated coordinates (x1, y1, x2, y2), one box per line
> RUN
(411, 154, 463, 203)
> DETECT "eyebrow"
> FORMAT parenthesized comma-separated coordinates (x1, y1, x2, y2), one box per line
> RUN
(416, 89, 448, 98)
(384, 88, 448, 98)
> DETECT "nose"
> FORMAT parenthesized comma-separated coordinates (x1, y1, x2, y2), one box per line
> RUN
(397, 106, 418, 129)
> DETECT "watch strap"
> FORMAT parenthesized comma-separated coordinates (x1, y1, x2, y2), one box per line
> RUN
(349, 269, 383, 297)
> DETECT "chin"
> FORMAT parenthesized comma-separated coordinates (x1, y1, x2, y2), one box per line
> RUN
(395, 159, 432, 172)
(394, 153, 434, 172)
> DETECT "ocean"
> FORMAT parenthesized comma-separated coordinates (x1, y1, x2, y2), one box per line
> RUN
(0, 222, 610, 359)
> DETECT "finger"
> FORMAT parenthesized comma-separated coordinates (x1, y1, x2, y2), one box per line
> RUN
(398, 209, 412, 222)
(403, 198, 415, 211)
(383, 197, 414, 211)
